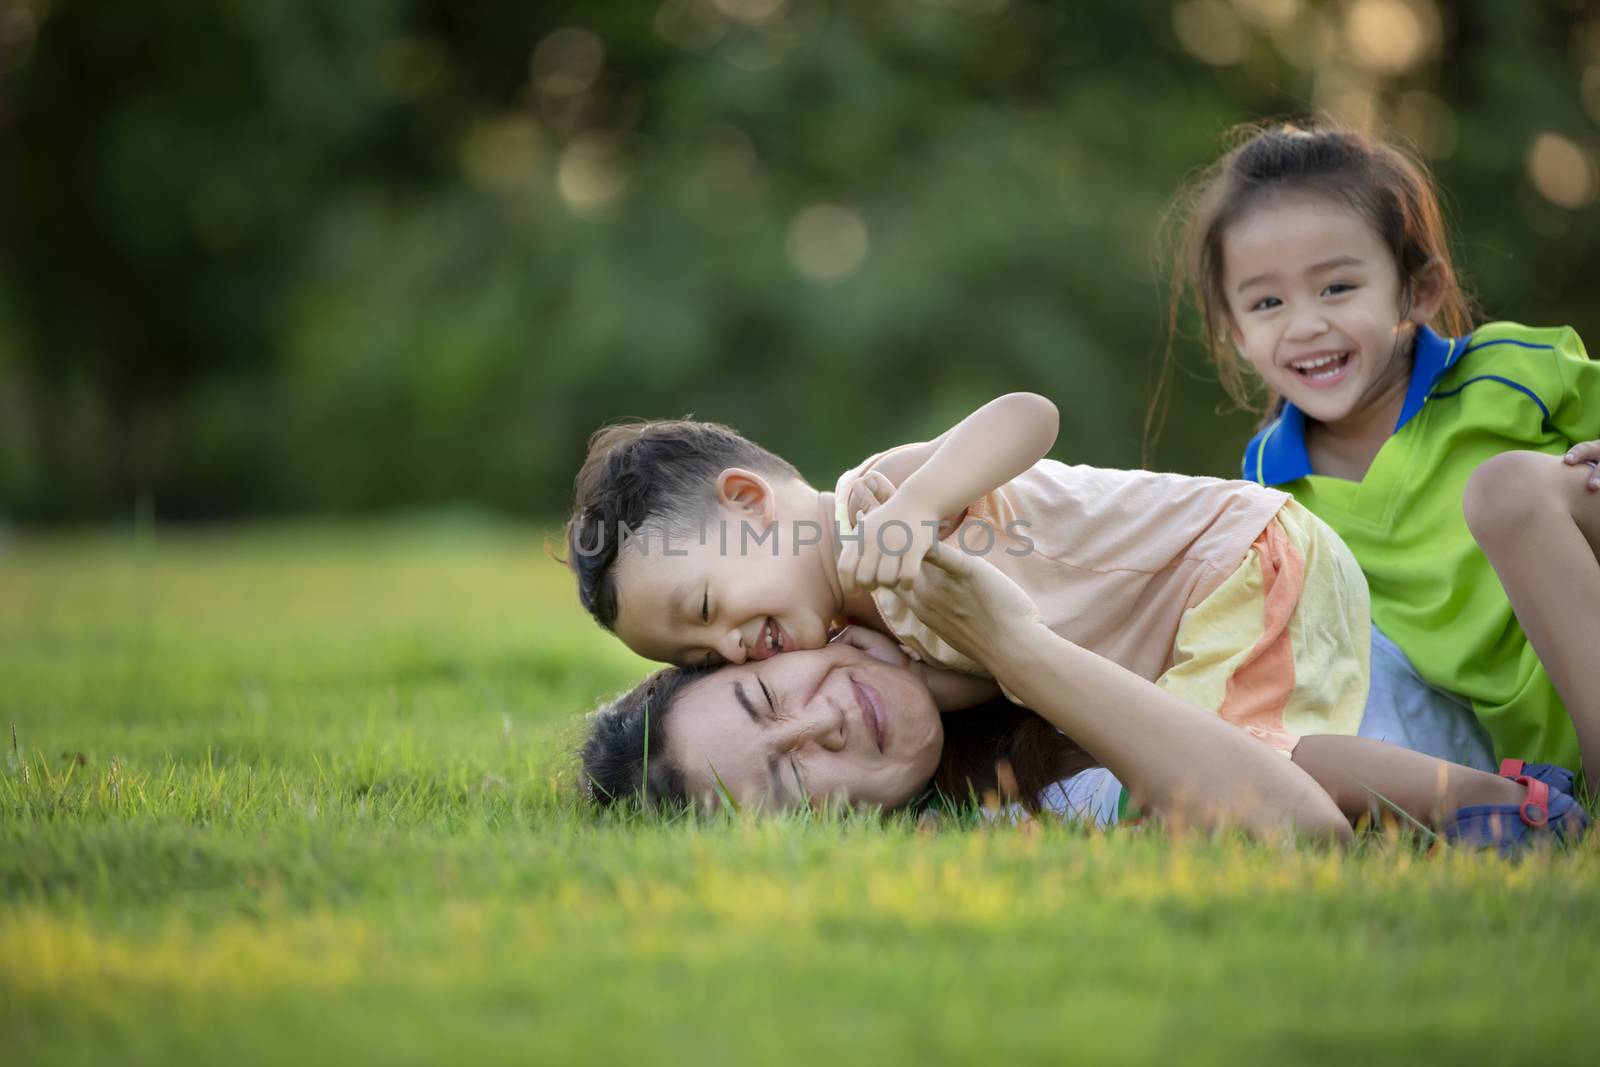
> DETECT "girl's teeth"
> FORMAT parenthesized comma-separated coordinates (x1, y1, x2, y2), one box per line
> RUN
(1294, 353, 1348, 379)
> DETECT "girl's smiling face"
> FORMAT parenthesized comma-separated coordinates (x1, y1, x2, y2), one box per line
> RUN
(1222, 191, 1440, 428)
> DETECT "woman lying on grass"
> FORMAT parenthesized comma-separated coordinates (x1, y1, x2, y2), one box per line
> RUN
(583, 542, 1588, 850)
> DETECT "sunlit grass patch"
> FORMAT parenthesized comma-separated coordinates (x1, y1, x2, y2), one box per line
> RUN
(2, 521, 1597, 1066)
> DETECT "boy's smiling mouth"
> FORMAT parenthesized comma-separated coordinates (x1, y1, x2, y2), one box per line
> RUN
(748, 616, 790, 660)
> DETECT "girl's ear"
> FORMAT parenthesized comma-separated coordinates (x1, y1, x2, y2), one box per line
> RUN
(1405, 258, 1447, 326)
(715, 468, 776, 524)
(1223, 307, 1247, 354)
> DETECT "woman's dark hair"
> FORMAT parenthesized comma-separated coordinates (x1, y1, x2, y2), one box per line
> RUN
(581, 665, 1097, 814)
(1153, 120, 1474, 447)
(581, 664, 707, 810)
(561, 419, 805, 632)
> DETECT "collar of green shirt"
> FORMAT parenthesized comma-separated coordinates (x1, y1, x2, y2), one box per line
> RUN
(1241, 324, 1464, 486)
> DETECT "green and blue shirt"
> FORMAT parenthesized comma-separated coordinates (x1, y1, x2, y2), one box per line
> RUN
(1242, 322, 1600, 770)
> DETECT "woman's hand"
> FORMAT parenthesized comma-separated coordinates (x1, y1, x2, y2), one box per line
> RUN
(901, 539, 1042, 670)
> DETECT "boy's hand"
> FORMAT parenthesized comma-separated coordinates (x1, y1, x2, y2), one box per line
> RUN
(838, 474, 944, 597)
(1563, 440, 1600, 490)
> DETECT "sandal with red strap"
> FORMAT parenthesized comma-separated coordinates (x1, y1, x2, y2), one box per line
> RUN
(1442, 761, 1588, 855)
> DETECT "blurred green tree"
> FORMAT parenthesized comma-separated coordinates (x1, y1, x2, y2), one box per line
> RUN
(1, 0, 1596, 519)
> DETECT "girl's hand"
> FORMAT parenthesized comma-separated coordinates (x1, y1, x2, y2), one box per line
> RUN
(900, 539, 1042, 670)
(1563, 440, 1600, 491)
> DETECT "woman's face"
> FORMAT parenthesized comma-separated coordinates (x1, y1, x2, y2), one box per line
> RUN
(665, 630, 944, 811)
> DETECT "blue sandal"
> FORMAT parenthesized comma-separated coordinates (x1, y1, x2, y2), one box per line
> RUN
(1443, 760, 1588, 855)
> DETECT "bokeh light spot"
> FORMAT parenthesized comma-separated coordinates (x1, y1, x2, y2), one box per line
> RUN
(1343, 0, 1436, 74)
(558, 135, 632, 219)
(1231, 0, 1300, 29)
(0, 4, 37, 74)
(656, 0, 728, 50)
(1173, 1, 1249, 67)
(1394, 91, 1457, 159)
(533, 27, 605, 98)
(712, 0, 788, 24)
(785, 204, 869, 282)
(1312, 68, 1377, 133)
(1527, 133, 1598, 210)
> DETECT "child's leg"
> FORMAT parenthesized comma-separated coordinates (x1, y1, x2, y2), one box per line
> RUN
(1291, 734, 1521, 827)
(1463, 450, 1600, 779)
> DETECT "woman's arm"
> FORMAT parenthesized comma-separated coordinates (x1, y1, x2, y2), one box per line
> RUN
(904, 542, 1351, 841)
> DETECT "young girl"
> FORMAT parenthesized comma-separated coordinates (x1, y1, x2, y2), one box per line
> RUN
(1167, 121, 1600, 782)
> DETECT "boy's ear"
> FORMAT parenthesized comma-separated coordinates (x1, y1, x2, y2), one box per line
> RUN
(715, 468, 776, 523)
(1406, 258, 1447, 325)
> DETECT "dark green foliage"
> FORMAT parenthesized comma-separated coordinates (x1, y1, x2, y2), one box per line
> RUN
(3, 1, 1597, 518)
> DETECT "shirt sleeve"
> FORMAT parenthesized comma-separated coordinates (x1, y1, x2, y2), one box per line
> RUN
(1549, 326, 1600, 444)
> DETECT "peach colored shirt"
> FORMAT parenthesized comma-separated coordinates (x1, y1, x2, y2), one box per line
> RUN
(834, 447, 1290, 683)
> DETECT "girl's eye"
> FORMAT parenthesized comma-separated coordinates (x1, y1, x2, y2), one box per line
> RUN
(1323, 282, 1355, 296)
(1249, 296, 1281, 312)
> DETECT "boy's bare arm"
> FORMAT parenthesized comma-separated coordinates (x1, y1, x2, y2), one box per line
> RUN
(892, 393, 1058, 516)
(839, 393, 1058, 594)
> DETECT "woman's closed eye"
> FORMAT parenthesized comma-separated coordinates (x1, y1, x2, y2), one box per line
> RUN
(758, 677, 783, 720)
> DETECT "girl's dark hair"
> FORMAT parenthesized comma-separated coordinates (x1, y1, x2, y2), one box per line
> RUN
(581, 665, 1097, 813)
(562, 419, 804, 631)
(1154, 120, 1474, 446)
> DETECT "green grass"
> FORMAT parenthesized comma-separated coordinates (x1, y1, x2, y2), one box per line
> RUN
(2, 518, 1596, 1066)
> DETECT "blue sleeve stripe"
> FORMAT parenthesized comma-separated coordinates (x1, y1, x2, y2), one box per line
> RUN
(1460, 338, 1553, 356)
(1428, 375, 1551, 422)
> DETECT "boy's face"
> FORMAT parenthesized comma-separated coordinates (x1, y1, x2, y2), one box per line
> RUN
(610, 470, 842, 668)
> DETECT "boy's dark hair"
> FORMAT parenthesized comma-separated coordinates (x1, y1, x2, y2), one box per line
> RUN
(581, 665, 1096, 814)
(1154, 120, 1475, 448)
(563, 419, 805, 631)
